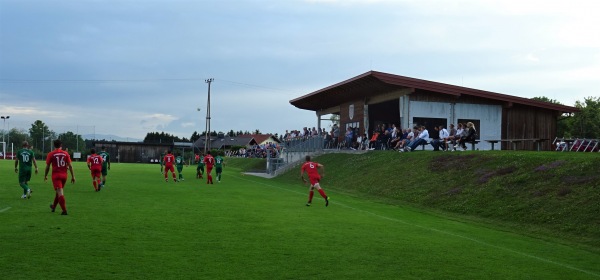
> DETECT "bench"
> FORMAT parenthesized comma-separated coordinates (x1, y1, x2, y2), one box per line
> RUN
(485, 139, 548, 151)
(467, 140, 480, 151)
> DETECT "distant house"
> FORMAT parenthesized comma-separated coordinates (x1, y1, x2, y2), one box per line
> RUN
(192, 134, 281, 152)
(290, 71, 579, 150)
(241, 134, 281, 146)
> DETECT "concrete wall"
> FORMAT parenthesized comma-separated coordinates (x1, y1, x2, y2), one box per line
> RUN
(410, 101, 502, 150)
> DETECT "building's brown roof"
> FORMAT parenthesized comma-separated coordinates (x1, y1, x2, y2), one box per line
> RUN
(239, 134, 281, 144)
(289, 71, 579, 113)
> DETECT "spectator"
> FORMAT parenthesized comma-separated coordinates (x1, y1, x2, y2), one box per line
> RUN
(332, 124, 340, 147)
(457, 122, 477, 151)
(444, 124, 456, 151)
(429, 126, 441, 151)
(452, 123, 467, 151)
(345, 126, 354, 148)
(403, 125, 429, 152)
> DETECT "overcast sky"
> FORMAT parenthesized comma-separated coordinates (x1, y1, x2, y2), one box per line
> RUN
(1, 0, 599, 140)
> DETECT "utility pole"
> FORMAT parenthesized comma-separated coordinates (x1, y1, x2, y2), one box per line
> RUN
(204, 78, 214, 154)
(1, 115, 9, 159)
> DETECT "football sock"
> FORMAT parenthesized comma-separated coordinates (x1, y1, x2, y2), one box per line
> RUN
(318, 189, 327, 199)
(53, 194, 59, 209)
(58, 195, 66, 212)
(308, 190, 314, 203)
(93, 181, 98, 191)
(102, 180, 106, 186)
(20, 182, 28, 194)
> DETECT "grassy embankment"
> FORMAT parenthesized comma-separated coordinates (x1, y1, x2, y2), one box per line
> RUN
(231, 151, 600, 250)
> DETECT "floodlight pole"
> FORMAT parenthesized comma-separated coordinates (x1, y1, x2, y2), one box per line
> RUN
(204, 78, 214, 154)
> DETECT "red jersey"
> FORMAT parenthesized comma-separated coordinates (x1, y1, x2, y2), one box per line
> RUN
(301, 161, 320, 178)
(46, 149, 72, 176)
(163, 154, 175, 167)
(203, 154, 215, 168)
(87, 154, 104, 171)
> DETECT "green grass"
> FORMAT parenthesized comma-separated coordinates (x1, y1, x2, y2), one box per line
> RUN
(274, 151, 600, 249)
(1, 156, 599, 279)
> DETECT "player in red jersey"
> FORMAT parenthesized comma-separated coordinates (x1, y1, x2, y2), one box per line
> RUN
(86, 148, 104, 192)
(44, 139, 75, 215)
(163, 150, 177, 182)
(203, 151, 215, 184)
(300, 155, 329, 207)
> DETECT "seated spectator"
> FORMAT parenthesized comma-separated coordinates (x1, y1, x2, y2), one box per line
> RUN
(431, 125, 449, 151)
(377, 130, 391, 150)
(451, 123, 467, 151)
(392, 129, 407, 150)
(443, 124, 456, 151)
(403, 125, 429, 152)
(368, 131, 380, 150)
(389, 127, 401, 148)
(456, 122, 477, 151)
(402, 126, 420, 150)
(429, 126, 441, 151)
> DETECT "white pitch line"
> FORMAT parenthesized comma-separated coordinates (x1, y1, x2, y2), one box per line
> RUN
(234, 174, 600, 278)
(0, 207, 11, 213)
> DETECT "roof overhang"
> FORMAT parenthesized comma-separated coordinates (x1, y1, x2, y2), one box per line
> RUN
(290, 71, 579, 114)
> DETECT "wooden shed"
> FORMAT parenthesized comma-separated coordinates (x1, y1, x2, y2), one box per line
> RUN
(290, 71, 578, 151)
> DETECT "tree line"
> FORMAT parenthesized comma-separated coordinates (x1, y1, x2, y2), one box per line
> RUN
(533, 96, 600, 139)
(2, 97, 598, 156)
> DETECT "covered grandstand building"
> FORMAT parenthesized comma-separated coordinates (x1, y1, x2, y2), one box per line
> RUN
(290, 71, 578, 150)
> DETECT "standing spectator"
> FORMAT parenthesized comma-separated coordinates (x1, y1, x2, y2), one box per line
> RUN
(176, 153, 185, 181)
(345, 126, 354, 148)
(86, 148, 104, 192)
(44, 139, 75, 215)
(203, 151, 215, 184)
(163, 150, 177, 182)
(332, 124, 340, 147)
(14, 141, 38, 199)
(98, 146, 111, 188)
(300, 155, 329, 207)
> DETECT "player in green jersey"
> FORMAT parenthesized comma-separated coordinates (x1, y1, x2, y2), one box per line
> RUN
(160, 151, 166, 174)
(214, 153, 224, 182)
(175, 153, 185, 181)
(98, 146, 111, 187)
(14, 141, 38, 199)
(196, 154, 204, 179)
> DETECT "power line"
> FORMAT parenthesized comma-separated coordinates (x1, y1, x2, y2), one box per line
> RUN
(0, 78, 204, 83)
(0, 77, 304, 94)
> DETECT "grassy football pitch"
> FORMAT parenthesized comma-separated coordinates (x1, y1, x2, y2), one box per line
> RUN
(1, 160, 599, 279)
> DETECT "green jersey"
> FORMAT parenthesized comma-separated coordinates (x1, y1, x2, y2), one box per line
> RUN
(16, 148, 35, 171)
(197, 156, 204, 167)
(175, 156, 184, 167)
(99, 151, 110, 169)
(215, 156, 224, 168)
